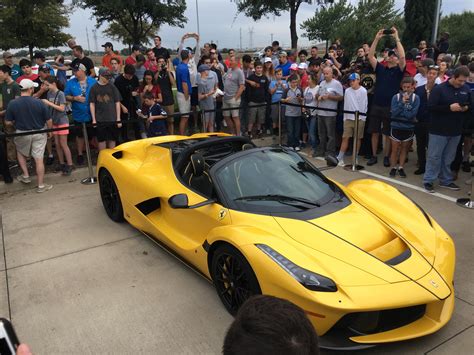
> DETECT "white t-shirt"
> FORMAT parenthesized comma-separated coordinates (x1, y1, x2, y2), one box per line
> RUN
(414, 73, 442, 87)
(343, 86, 368, 121)
(304, 85, 319, 115)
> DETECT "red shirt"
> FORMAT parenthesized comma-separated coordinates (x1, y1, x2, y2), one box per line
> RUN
(300, 72, 309, 90)
(16, 73, 38, 83)
(404, 60, 417, 77)
(139, 84, 161, 100)
(144, 60, 159, 73)
(102, 53, 123, 70)
(125, 56, 137, 65)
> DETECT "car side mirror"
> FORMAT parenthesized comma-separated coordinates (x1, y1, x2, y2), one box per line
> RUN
(169, 194, 189, 209)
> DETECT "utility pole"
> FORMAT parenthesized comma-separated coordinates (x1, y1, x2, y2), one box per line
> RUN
(86, 27, 91, 53)
(249, 27, 254, 50)
(195, 0, 200, 34)
(271, 33, 274, 43)
(92, 29, 98, 53)
(239, 28, 242, 50)
(431, 0, 442, 45)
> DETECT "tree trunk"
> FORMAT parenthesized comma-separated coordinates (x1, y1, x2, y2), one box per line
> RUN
(289, 5, 298, 50)
(29, 45, 34, 62)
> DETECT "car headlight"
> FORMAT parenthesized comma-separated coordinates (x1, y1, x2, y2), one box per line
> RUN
(256, 244, 337, 292)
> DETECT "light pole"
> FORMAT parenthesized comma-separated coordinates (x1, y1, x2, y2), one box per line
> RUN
(431, 0, 441, 45)
(196, 0, 200, 34)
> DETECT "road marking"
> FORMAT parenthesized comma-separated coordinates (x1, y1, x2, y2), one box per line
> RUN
(308, 156, 458, 203)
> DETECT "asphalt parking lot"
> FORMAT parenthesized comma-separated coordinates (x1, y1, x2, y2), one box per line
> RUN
(0, 145, 472, 354)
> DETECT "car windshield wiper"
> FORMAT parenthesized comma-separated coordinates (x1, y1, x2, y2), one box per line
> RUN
(234, 194, 321, 208)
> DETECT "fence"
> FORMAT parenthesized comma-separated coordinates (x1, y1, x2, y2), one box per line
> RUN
(0, 101, 472, 209)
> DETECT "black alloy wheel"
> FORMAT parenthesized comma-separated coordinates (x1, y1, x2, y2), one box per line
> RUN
(99, 169, 124, 222)
(211, 245, 261, 315)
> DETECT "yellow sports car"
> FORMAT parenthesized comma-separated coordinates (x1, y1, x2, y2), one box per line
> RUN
(97, 133, 455, 350)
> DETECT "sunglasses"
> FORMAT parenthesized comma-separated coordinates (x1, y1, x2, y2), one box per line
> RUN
(429, 65, 440, 69)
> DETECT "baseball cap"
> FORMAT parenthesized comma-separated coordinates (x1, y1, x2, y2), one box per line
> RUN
(98, 67, 113, 78)
(263, 57, 272, 63)
(102, 42, 113, 48)
(72, 63, 87, 72)
(279, 51, 288, 57)
(19, 79, 39, 90)
(33, 51, 46, 59)
(198, 64, 210, 73)
(2, 51, 13, 59)
(38, 65, 50, 73)
(290, 63, 298, 71)
(348, 73, 360, 81)
(298, 62, 308, 70)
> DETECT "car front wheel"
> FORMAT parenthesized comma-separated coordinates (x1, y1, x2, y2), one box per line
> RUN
(211, 244, 261, 315)
(99, 169, 124, 222)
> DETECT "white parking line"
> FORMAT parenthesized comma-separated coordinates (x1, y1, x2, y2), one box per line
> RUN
(307, 155, 458, 203)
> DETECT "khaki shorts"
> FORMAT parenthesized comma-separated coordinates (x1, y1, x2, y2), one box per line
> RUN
(343, 119, 365, 139)
(176, 92, 191, 117)
(14, 130, 47, 159)
(248, 102, 266, 125)
(223, 97, 241, 118)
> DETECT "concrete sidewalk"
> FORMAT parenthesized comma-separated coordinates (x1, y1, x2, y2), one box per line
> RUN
(0, 159, 473, 354)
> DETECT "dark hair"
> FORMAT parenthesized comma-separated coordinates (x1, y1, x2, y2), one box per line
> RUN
(288, 74, 299, 82)
(180, 50, 189, 61)
(264, 46, 272, 52)
(210, 43, 217, 50)
(0, 64, 12, 76)
(142, 91, 155, 101)
(45, 75, 64, 91)
(156, 55, 165, 61)
(136, 54, 145, 63)
(124, 63, 136, 75)
(223, 295, 319, 355)
(242, 54, 252, 64)
(254, 60, 263, 68)
(73, 45, 84, 53)
(309, 73, 318, 83)
(110, 57, 120, 64)
(154, 35, 162, 41)
(401, 76, 415, 85)
(229, 48, 235, 53)
(311, 46, 318, 51)
(19, 59, 32, 68)
(272, 40, 280, 47)
(199, 54, 210, 65)
(146, 48, 154, 54)
(298, 49, 308, 57)
(459, 55, 470, 66)
(468, 62, 474, 73)
(453, 65, 469, 78)
(142, 70, 155, 83)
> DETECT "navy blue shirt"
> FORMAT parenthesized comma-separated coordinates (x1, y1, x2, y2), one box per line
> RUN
(428, 80, 472, 136)
(415, 84, 437, 123)
(373, 62, 405, 107)
(6, 96, 50, 130)
(148, 103, 168, 137)
(176, 62, 192, 94)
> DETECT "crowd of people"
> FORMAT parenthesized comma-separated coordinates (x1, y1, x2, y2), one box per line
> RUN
(0, 29, 473, 193)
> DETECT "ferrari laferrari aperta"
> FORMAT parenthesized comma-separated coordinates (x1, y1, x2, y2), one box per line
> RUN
(97, 133, 455, 350)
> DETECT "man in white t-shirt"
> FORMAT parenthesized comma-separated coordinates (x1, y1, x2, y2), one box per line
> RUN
(337, 73, 368, 165)
(414, 58, 442, 88)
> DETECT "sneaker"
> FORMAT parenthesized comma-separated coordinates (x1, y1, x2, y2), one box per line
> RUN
(54, 164, 66, 173)
(414, 168, 425, 175)
(295, 146, 301, 152)
(77, 155, 84, 166)
(36, 184, 53, 193)
(16, 175, 31, 184)
(398, 168, 407, 178)
(383, 156, 390, 167)
(424, 183, 434, 193)
(367, 156, 378, 166)
(389, 168, 397, 177)
(364, 154, 372, 160)
(62, 165, 73, 176)
(439, 182, 460, 191)
(462, 161, 471, 173)
(257, 130, 263, 139)
(337, 159, 345, 167)
(46, 156, 54, 166)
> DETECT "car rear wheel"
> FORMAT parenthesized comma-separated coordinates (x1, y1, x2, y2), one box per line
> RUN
(99, 169, 124, 222)
(210, 244, 261, 315)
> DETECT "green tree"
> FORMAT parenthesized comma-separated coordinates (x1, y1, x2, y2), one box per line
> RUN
(301, 0, 353, 51)
(335, 0, 402, 56)
(75, 0, 187, 46)
(402, 0, 437, 49)
(0, 0, 71, 60)
(233, 0, 334, 50)
(439, 11, 474, 54)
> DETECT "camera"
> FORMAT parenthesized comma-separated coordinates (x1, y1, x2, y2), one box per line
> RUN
(383, 28, 394, 35)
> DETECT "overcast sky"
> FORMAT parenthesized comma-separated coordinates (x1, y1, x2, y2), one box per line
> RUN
(69, 0, 473, 51)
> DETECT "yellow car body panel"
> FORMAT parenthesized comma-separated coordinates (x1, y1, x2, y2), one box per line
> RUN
(97, 135, 455, 349)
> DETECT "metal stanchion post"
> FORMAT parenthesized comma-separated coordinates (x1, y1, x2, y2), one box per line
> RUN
(0, 131, 12, 183)
(349, 111, 364, 171)
(278, 101, 282, 145)
(81, 122, 97, 185)
(456, 134, 473, 209)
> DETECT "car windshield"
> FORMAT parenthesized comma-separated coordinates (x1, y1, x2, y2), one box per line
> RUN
(214, 149, 336, 212)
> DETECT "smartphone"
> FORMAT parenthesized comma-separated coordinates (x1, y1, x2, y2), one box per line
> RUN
(383, 28, 394, 35)
(0, 318, 20, 355)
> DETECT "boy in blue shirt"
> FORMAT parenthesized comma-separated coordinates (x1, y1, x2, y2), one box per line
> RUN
(268, 68, 288, 139)
(140, 92, 168, 137)
(389, 76, 420, 177)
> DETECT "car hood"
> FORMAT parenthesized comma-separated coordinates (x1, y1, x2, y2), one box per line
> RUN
(274, 200, 435, 284)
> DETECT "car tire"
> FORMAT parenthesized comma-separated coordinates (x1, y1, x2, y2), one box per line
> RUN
(99, 169, 124, 222)
(210, 244, 261, 315)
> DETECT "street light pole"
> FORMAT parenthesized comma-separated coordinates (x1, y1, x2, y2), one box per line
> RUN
(196, 0, 200, 34)
(431, 0, 441, 45)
